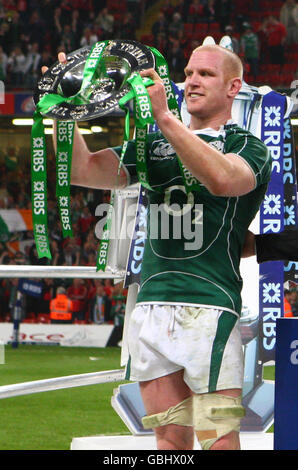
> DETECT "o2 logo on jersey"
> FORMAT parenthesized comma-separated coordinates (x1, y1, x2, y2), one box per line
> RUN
(150, 185, 203, 252)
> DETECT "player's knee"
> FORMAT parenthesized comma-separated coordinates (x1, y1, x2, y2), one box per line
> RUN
(155, 424, 194, 450)
(208, 430, 240, 450)
(142, 396, 193, 429)
(193, 393, 245, 451)
(141, 397, 194, 449)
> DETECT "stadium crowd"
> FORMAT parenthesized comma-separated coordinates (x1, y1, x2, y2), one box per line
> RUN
(0, 153, 128, 325)
(0, 0, 297, 88)
(0, 0, 297, 324)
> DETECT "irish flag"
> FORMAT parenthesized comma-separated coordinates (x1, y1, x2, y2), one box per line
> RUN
(0, 209, 33, 239)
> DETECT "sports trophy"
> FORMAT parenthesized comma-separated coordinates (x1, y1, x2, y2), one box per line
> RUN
(34, 39, 155, 121)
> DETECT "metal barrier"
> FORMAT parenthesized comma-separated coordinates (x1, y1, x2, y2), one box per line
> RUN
(0, 265, 125, 279)
(0, 369, 126, 399)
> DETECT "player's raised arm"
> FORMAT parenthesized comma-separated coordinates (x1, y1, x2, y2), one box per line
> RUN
(42, 52, 128, 191)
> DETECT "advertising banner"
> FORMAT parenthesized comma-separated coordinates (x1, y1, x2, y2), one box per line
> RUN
(258, 92, 287, 364)
(283, 117, 298, 286)
(0, 323, 114, 348)
(124, 187, 147, 288)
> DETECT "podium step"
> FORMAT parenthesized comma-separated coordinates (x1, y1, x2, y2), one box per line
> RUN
(71, 432, 274, 450)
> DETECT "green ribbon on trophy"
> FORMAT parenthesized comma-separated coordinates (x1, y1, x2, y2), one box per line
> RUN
(31, 40, 110, 260)
(31, 40, 200, 272)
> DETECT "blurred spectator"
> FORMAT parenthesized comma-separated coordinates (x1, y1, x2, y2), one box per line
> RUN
(7, 45, 26, 86)
(79, 26, 98, 47)
(5, 11, 25, 54)
(166, 37, 186, 82)
(28, 243, 50, 265)
(83, 250, 96, 266)
(126, 0, 142, 27)
(168, 12, 184, 37)
(14, 250, 29, 265)
(71, 222, 83, 252)
(58, 24, 77, 54)
(118, 12, 136, 40)
(224, 25, 240, 54)
(94, 7, 114, 39)
(0, 20, 10, 54)
(173, 0, 188, 22)
(82, 229, 97, 260)
(153, 33, 168, 56)
(67, 278, 88, 321)
(38, 49, 54, 72)
(109, 293, 126, 345)
(17, 0, 27, 21)
(50, 285, 74, 324)
(240, 22, 260, 80)
(23, 41, 40, 89)
(38, 278, 55, 315)
(103, 278, 114, 298)
(49, 239, 64, 266)
(284, 288, 294, 316)
(71, 9, 84, 44)
(187, 0, 203, 23)
(60, 238, 81, 265)
(4, 0, 18, 11)
(110, 294, 126, 324)
(161, 0, 175, 19)
(280, 0, 298, 45)
(202, 0, 216, 23)
(0, 45, 8, 80)
(292, 289, 298, 317)
(152, 11, 168, 39)
(0, 0, 5, 20)
(23, 10, 45, 50)
(261, 15, 287, 65)
(9, 277, 26, 321)
(75, 0, 94, 23)
(60, 0, 73, 25)
(89, 281, 109, 323)
(41, 0, 57, 23)
(77, 205, 96, 243)
(215, 0, 233, 32)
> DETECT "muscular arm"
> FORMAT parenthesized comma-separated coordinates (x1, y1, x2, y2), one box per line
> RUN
(141, 70, 255, 197)
(48, 53, 128, 191)
(53, 122, 127, 190)
(155, 112, 255, 196)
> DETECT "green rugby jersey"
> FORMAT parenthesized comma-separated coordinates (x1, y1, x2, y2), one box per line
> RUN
(112, 123, 272, 316)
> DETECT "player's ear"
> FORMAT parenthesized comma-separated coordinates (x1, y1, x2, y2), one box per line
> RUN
(227, 77, 242, 98)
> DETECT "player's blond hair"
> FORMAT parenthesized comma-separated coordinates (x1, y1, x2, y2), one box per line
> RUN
(191, 44, 243, 81)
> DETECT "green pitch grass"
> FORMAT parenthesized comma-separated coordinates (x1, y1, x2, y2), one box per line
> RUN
(0, 344, 129, 450)
(0, 344, 275, 450)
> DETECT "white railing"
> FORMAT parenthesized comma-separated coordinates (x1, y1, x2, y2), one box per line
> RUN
(0, 369, 126, 399)
(0, 265, 125, 279)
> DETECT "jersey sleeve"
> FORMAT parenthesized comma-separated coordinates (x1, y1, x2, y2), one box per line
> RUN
(225, 131, 272, 187)
(109, 140, 139, 186)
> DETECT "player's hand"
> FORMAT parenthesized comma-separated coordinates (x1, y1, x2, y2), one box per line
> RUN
(139, 68, 169, 122)
(41, 52, 67, 75)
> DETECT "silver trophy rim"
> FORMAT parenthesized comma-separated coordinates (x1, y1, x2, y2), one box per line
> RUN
(34, 39, 155, 121)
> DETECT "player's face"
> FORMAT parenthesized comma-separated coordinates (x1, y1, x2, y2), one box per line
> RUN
(184, 50, 230, 119)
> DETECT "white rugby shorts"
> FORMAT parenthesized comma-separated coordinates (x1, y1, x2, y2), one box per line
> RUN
(126, 304, 244, 394)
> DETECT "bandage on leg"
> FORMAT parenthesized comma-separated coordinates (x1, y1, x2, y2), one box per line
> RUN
(142, 397, 193, 429)
(193, 393, 245, 450)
